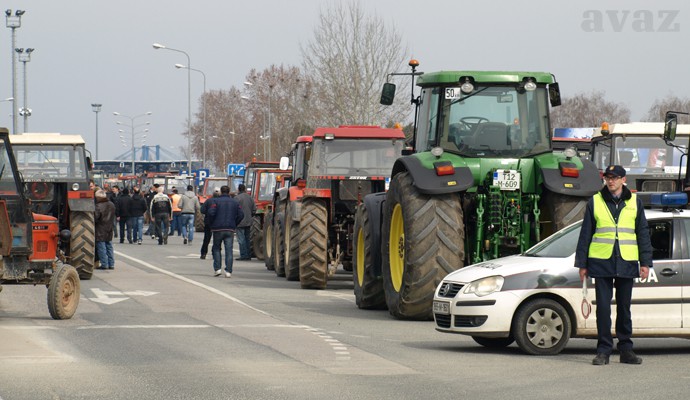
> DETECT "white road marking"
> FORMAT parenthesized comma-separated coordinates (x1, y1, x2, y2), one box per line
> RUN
(88, 288, 159, 305)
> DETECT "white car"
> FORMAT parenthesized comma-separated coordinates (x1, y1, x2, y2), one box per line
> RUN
(433, 197, 690, 355)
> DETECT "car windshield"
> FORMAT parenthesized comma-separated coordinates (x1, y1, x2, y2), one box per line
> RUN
(310, 138, 403, 176)
(13, 144, 87, 180)
(524, 221, 582, 257)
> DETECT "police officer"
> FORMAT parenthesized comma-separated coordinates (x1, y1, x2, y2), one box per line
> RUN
(574, 165, 653, 365)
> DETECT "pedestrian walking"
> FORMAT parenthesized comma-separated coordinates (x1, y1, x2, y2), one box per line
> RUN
(234, 183, 256, 260)
(117, 187, 133, 243)
(108, 185, 120, 238)
(199, 188, 220, 259)
(574, 165, 653, 366)
(95, 189, 116, 270)
(129, 186, 148, 245)
(150, 186, 173, 245)
(207, 185, 244, 277)
(178, 184, 200, 245)
(170, 188, 182, 236)
(144, 184, 158, 238)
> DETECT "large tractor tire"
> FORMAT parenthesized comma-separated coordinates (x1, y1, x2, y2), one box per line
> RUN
(381, 171, 465, 320)
(299, 198, 328, 289)
(353, 203, 386, 309)
(541, 192, 588, 238)
(47, 262, 80, 320)
(263, 211, 275, 270)
(284, 202, 301, 282)
(70, 211, 96, 280)
(273, 212, 286, 277)
(194, 210, 205, 232)
(251, 215, 264, 261)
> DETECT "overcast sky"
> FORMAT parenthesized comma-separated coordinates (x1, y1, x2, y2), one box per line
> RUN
(1, 0, 688, 161)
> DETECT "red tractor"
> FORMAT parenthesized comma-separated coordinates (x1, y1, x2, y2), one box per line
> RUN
(272, 126, 405, 289)
(0, 128, 80, 319)
(248, 166, 290, 260)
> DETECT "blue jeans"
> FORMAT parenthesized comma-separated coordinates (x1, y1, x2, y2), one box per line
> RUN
(96, 241, 115, 268)
(212, 230, 235, 272)
(171, 212, 181, 235)
(237, 226, 251, 259)
(180, 214, 195, 242)
(129, 216, 144, 242)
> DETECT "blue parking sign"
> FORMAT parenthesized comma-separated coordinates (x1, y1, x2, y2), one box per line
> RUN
(194, 169, 210, 187)
(227, 163, 245, 176)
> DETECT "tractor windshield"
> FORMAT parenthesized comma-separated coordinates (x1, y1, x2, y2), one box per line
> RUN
(591, 136, 687, 174)
(13, 145, 88, 180)
(310, 138, 403, 177)
(418, 85, 551, 158)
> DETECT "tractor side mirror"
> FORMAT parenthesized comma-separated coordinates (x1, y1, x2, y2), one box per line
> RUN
(279, 156, 290, 171)
(548, 82, 561, 107)
(664, 113, 678, 142)
(380, 82, 396, 105)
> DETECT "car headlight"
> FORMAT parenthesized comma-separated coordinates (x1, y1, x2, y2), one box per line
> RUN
(464, 276, 504, 297)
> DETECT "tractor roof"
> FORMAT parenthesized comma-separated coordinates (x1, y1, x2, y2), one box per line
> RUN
(312, 125, 405, 139)
(592, 122, 690, 138)
(9, 133, 86, 145)
(416, 71, 554, 87)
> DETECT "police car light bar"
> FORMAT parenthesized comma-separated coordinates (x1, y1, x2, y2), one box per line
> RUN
(650, 192, 688, 207)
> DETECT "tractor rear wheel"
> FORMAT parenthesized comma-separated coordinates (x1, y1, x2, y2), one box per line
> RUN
(299, 198, 328, 289)
(284, 202, 301, 281)
(194, 210, 205, 232)
(541, 192, 588, 238)
(263, 211, 275, 270)
(251, 215, 264, 260)
(273, 213, 286, 277)
(353, 203, 386, 309)
(70, 211, 96, 280)
(47, 263, 80, 320)
(382, 171, 465, 320)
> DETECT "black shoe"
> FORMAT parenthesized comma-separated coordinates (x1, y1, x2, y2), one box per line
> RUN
(236, 257, 250, 261)
(620, 350, 642, 364)
(592, 353, 610, 365)
(164, 237, 168, 245)
(158, 241, 163, 245)
(184, 238, 188, 245)
(120, 240, 124, 244)
(200, 254, 206, 259)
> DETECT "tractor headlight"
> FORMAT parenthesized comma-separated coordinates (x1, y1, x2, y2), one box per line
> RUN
(464, 276, 504, 297)
(563, 146, 577, 159)
(72, 183, 80, 191)
(430, 147, 444, 157)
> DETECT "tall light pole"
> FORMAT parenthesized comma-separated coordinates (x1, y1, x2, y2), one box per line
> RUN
(5, 9, 25, 135)
(175, 63, 206, 169)
(153, 43, 192, 174)
(113, 111, 152, 174)
(91, 103, 102, 160)
(16, 47, 33, 133)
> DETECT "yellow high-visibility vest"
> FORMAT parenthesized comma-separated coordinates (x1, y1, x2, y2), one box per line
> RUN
(588, 192, 638, 261)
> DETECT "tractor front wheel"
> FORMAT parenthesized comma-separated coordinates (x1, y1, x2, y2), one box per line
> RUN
(47, 263, 80, 320)
(382, 171, 465, 320)
(353, 203, 386, 309)
(273, 212, 286, 277)
(284, 202, 301, 281)
(251, 215, 264, 260)
(263, 211, 275, 270)
(299, 199, 328, 289)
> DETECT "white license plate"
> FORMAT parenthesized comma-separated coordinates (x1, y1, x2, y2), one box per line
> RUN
(433, 301, 450, 315)
(493, 169, 520, 191)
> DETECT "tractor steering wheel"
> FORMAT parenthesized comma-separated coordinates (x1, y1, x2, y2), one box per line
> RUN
(460, 116, 490, 131)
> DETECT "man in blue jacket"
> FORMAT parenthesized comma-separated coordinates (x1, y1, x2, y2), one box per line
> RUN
(208, 185, 244, 278)
(574, 165, 652, 366)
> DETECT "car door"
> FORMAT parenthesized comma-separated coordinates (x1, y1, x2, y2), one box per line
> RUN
(630, 217, 682, 329)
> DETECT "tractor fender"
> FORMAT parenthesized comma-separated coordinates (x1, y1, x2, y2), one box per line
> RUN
(287, 199, 303, 223)
(68, 198, 95, 213)
(540, 158, 601, 197)
(392, 156, 474, 195)
(276, 186, 289, 203)
(362, 192, 386, 277)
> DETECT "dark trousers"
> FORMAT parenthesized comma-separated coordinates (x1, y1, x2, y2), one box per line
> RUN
(594, 277, 634, 354)
(200, 223, 212, 256)
(154, 213, 170, 244)
(237, 226, 251, 259)
(118, 218, 130, 242)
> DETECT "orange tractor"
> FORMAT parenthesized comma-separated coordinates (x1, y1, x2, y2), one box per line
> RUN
(0, 128, 80, 319)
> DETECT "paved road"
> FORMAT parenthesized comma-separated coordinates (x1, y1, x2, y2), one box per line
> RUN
(1, 234, 689, 399)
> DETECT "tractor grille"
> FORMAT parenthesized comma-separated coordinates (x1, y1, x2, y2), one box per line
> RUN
(338, 180, 373, 201)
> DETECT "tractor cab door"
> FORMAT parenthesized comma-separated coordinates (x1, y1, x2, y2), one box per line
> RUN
(0, 131, 33, 255)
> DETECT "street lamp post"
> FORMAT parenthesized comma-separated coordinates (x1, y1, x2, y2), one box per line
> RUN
(5, 9, 25, 135)
(113, 111, 152, 174)
(153, 43, 192, 174)
(175, 63, 206, 169)
(15, 47, 33, 133)
(91, 103, 102, 160)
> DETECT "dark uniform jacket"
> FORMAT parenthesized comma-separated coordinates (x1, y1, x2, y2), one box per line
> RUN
(574, 185, 653, 278)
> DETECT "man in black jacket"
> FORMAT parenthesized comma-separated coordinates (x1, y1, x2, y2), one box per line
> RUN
(128, 186, 148, 245)
(117, 188, 133, 243)
(207, 185, 243, 277)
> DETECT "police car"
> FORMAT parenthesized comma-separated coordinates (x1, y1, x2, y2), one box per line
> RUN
(433, 193, 690, 355)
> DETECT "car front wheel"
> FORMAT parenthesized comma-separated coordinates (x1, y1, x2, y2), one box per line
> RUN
(512, 298, 571, 355)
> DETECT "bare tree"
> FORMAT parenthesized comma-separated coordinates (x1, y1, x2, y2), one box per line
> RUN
(643, 94, 690, 123)
(301, 0, 411, 127)
(550, 90, 631, 128)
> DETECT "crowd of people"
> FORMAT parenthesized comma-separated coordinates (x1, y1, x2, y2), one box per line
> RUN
(90, 181, 255, 277)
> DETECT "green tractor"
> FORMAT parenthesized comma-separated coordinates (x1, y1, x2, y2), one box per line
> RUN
(354, 61, 602, 319)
